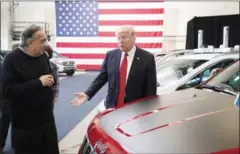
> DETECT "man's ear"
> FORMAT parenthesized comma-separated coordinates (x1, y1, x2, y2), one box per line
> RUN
(132, 37, 136, 43)
(27, 39, 32, 46)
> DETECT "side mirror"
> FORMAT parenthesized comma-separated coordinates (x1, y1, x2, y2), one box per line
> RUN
(157, 82, 160, 87)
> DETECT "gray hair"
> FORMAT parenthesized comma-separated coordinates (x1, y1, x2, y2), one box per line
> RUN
(20, 24, 43, 47)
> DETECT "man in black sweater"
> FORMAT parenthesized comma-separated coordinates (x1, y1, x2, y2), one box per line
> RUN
(0, 53, 14, 153)
(44, 45, 59, 105)
(0, 25, 59, 154)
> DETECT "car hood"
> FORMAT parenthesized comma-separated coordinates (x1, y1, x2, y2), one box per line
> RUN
(157, 85, 175, 94)
(96, 88, 239, 153)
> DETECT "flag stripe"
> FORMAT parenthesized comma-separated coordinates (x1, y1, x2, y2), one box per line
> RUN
(76, 64, 102, 70)
(98, 0, 164, 2)
(70, 59, 104, 64)
(99, 20, 163, 26)
(99, 14, 163, 20)
(56, 37, 163, 43)
(61, 53, 105, 59)
(57, 48, 162, 54)
(98, 2, 164, 9)
(61, 59, 104, 68)
(57, 43, 162, 48)
(98, 25, 163, 32)
(60, 49, 161, 59)
(98, 31, 163, 37)
(99, 8, 164, 14)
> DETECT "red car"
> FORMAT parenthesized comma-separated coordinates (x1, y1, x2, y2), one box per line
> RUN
(79, 61, 239, 154)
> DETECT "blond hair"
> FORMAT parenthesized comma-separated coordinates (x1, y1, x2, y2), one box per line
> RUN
(115, 25, 136, 38)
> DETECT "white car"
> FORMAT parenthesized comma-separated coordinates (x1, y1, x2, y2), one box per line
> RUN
(154, 53, 166, 63)
(157, 53, 239, 94)
(155, 49, 194, 66)
(97, 49, 239, 112)
(51, 51, 76, 76)
(198, 59, 239, 96)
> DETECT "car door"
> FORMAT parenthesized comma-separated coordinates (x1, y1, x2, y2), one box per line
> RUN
(176, 59, 236, 90)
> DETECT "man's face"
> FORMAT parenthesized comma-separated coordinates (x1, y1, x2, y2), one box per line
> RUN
(116, 31, 135, 52)
(28, 30, 48, 55)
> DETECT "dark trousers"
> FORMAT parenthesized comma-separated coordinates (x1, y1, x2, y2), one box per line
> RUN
(0, 108, 13, 150)
(12, 112, 59, 154)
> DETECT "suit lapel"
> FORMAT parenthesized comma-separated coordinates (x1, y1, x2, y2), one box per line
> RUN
(114, 50, 122, 92)
(115, 49, 122, 71)
(126, 47, 141, 85)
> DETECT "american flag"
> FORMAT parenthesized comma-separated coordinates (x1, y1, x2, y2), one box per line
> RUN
(55, 0, 164, 70)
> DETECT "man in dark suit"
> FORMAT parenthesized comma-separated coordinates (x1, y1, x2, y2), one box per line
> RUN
(71, 25, 157, 109)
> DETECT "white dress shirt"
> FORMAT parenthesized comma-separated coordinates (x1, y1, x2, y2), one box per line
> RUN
(120, 45, 136, 82)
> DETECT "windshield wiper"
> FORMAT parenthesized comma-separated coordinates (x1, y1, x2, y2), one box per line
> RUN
(198, 84, 236, 96)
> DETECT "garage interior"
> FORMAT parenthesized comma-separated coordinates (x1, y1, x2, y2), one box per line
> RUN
(1, 1, 240, 154)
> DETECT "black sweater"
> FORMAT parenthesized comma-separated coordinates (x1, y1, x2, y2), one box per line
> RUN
(0, 48, 54, 128)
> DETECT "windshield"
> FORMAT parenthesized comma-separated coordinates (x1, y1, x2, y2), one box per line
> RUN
(157, 58, 208, 87)
(206, 61, 240, 94)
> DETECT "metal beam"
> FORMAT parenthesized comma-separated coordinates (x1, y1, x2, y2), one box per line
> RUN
(9, 2, 19, 12)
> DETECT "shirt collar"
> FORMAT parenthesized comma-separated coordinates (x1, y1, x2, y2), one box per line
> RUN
(18, 45, 24, 52)
(122, 45, 136, 57)
(18, 45, 29, 56)
(18, 45, 36, 57)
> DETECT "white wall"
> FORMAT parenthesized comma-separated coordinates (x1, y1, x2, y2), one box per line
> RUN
(1, 2, 11, 50)
(162, 2, 239, 52)
(12, 2, 56, 47)
(1, 1, 239, 51)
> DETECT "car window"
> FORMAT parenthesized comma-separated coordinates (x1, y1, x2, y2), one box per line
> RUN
(52, 51, 59, 57)
(178, 59, 236, 90)
(204, 61, 239, 94)
(53, 51, 65, 58)
(157, 59, 208, 87)
(227, 71, 240, 92)
(205, 70, 240, 93)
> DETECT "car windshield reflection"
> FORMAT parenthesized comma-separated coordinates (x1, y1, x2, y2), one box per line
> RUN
(204, 61, 240, 94)
(157, 59, 207, 87)
(52, 51, 65, 58)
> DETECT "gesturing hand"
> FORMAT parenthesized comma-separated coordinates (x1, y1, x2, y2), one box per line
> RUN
(71, 92, 88, 106)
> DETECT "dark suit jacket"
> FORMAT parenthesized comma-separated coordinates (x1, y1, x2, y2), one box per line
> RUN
(85, 47, 157, 109)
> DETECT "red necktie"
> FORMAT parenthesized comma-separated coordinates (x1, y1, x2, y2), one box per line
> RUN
(117, 53, 128, 107)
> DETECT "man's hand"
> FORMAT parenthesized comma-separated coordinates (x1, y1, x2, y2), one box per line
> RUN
(39, 75, 55, 87)
(71, 92, 88, 106)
